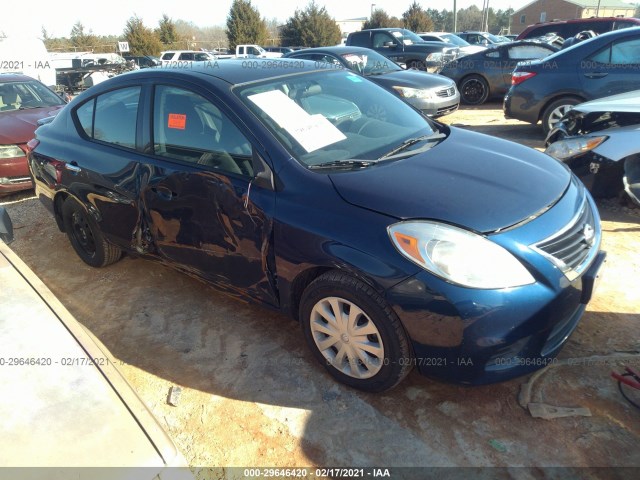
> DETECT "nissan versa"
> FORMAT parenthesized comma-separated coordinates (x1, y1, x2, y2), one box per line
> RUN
(28, 60, 605, 392)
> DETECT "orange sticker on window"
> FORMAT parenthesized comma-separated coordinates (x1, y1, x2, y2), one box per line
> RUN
(168, 113, 186, 130)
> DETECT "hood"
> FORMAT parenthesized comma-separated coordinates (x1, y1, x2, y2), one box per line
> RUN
(571, 89, 640, 114)
(0, 106, 64, 144)
(329, 127, 571, 233)
(371, 70, 454, 90)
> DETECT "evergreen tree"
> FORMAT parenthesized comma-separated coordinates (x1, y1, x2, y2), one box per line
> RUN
(124, 16, 163, 56)
(280, 1, 342, 47)
(364, 9, 403, 29)
(157, 14, 179, 45)
(226, 0, 268, 50)
(402, 1, 434, 32)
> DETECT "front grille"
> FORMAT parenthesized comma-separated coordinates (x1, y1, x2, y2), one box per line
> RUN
(532, 199, 598, 280)
(436, 86, 456, 98)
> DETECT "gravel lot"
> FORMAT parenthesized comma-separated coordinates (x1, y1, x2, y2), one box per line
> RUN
(2, 102, 639, 478)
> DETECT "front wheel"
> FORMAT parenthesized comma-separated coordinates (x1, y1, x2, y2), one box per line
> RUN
(62, 198, 122, 268)
(299, 271, 413, 392)
(459, 75, 489, 105)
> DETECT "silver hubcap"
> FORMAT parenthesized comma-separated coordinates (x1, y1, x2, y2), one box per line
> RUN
(310, 297, 384, 379)
(548, 104, 573, 130)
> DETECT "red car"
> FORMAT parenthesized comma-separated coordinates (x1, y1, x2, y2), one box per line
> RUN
(0, 74, 66, 195)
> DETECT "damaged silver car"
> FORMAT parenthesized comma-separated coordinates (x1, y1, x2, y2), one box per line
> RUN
(545, 90, 640, 206)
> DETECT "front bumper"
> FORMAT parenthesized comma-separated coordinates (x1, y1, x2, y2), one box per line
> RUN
(408, 89, 460, 117)
(386, 250, 605, 384)
(560, 151, 624, 198)
(385, 180, 605, 385)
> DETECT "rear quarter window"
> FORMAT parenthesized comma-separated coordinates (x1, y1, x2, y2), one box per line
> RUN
(73, 86, 141, 149)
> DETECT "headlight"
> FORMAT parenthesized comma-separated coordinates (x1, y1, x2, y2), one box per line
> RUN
(0, 145, 25, 159)
(545, 136, 607, 161)
(388, 221, 535, 289)
(392, 86, 433, 99)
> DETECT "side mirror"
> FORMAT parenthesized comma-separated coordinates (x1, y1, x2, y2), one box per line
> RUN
(383, 41, 396, 48)
(0, 207, 14, 244)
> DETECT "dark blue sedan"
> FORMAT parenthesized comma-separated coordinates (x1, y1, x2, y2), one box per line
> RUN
(28, 60, 605, 392)
(505, 27, 640, 133)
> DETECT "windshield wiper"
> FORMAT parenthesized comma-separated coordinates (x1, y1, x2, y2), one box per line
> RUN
(377, 133, 446, 160)
(308, 159, 375, 170)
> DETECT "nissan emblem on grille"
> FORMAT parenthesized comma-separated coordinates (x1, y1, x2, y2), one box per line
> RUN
(583, 224, 595, 246)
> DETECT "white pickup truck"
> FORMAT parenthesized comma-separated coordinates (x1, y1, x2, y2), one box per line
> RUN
(217, 44, 282, 59)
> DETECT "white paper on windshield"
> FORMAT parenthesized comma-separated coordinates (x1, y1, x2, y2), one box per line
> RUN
(248, 90, 346, 152)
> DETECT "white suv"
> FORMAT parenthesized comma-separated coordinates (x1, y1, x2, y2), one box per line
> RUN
(160, 50, 216, 64)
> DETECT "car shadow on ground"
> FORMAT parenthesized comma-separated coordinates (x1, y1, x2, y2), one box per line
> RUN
(2, 195, 639, 469)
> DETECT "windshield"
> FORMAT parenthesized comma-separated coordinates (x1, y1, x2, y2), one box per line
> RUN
(440, 34, 471, 47)
(235, 70, 436, 167)
(392, 29, 427, 45)
(0, 80, 64, 112)
(340, 51, 402, 75)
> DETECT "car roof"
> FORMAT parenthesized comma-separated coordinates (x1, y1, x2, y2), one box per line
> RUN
(122, 58, 325, 86)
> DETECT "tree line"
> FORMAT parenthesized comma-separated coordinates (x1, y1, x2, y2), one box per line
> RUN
(40, 0, 516, 56)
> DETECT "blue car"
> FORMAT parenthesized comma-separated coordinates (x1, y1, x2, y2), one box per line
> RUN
(28, 60, 605, 392)
(504, 27, 640, 133)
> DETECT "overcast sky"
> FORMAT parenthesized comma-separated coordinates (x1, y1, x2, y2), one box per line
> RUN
(5, 0, 535, 38)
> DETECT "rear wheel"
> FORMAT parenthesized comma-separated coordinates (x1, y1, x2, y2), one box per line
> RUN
(299, 271, 413, 392)
(62, 198, 121, 267)
(542, 97, 581, 135)
(459, 75, 489, 105)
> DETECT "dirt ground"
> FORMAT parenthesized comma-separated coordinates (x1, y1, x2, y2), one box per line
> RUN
(2, 102, 639, 478)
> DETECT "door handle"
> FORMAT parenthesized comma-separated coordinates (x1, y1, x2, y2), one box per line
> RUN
(65, 162, 81, 173)
(151, 186, 177, 201)
(583, 72, 608, 79)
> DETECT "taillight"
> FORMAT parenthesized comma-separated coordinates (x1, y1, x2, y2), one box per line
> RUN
(511, 71, 537, 86)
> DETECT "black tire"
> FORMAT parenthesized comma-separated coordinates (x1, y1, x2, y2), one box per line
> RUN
(541, 97, 582, 135)
(62, 198, 121, 268)
(299, 271, 413, 392)
(408, 60, 426, 71)
(459, 75, 489, 105)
